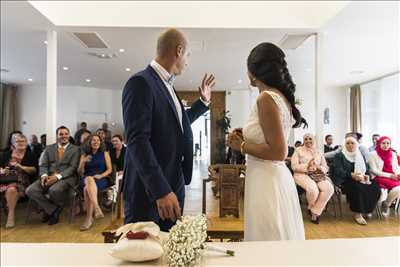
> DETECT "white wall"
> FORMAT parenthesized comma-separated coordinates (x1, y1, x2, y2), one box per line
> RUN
(288, 35, 348, 148)
(16, 85, 123, 139)
(226, 89, 252, 130)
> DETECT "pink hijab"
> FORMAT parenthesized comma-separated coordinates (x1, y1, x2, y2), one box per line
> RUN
(376, 136, 394, 174)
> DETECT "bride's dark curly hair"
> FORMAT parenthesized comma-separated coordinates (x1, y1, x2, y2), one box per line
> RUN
(247, 42, 308, 128)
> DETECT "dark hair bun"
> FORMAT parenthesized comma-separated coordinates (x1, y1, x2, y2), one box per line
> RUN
(247, 42, 308, 128)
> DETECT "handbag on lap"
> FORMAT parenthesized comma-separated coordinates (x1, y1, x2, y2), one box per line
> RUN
(0, 168, 19, 184)
(307, 169, 327, 183)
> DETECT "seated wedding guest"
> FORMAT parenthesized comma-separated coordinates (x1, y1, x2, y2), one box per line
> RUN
(324, 134, 339, 153)
(0, 134, 37, 228)
(354, 132, 370, 162)
(291, 134, 334, 224)
(287, 145, 295, 160)
(294, 140, 302, 148)
(109, 134, 126, 204)
(101, 122, 112, 143)
(3, 131, 23, 152)
(96, 128, 113, 151)
(331, 136, 381, 225)
(368, 134, 380, 152)
(110, 134, 126, 174)
(79, 130, 92, 154)
(40, 134, 47, 150)
(78, 134, 112, 231)
(368, 136, 400, 217)
(324, 132, 362, 160)
(29, 134, 43, 161)
(74, 122, 88, 146)
(26, 126, 80, 225)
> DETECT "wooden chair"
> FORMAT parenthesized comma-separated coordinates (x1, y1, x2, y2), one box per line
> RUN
(202, 164, 245, 242)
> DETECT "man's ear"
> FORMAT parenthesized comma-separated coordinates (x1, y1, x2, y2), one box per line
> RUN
(176, 44, 185, 58)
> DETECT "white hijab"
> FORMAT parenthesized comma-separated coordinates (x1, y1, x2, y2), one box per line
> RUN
(342, 136, 367, 175)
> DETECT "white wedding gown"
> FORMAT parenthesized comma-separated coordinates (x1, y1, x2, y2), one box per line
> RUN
(243, 91, 305, 241)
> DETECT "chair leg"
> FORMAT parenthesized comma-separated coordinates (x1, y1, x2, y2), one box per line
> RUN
(332, 196, 337, 218)
(376, 202, 383, 219)
(111, 190, 116, 220)
(25, 199, 32, 224)
(69, 194, 76, 224)
(337, 192, 343, 218)
(395, 198, 400, 214)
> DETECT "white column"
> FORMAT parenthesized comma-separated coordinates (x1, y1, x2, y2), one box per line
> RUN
(46, 30, 57, 144)
(314, 32, 325, 149)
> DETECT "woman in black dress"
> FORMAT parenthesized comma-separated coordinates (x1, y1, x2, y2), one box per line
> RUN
(331, 136, 381, 225)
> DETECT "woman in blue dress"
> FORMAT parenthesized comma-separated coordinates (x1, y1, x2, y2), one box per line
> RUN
(78, 134, 112, 231)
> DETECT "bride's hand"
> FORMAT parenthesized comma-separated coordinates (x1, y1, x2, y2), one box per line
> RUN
(232, 128, 243, 139)
(227, 133, 243, 151)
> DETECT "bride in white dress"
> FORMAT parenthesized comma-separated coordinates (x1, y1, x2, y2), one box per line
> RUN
(228, 43, 306, 241)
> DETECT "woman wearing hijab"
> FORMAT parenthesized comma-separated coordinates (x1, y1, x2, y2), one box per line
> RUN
(331, 136, 381, 225)
(369, 136, 400, 216)
(291, 134, 334, 224)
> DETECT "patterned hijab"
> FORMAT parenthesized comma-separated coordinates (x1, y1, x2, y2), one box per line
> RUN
(302, 133, 320, 157)
(376, 136, 394, 174)
(342, 136, 367, 175)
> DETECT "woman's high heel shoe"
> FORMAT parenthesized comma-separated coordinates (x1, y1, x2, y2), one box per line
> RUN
(80, 218, 93, 231)
(5, 218, 15, 229)
(94, 206, 104, 219)
(310, 213, 320, 224)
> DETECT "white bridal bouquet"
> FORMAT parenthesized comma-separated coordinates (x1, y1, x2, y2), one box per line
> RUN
(163, 214, 234, 267)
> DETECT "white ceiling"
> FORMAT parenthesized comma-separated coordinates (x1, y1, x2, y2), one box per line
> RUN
(28, 1, 348, 29)
(1, 1, 399, 91)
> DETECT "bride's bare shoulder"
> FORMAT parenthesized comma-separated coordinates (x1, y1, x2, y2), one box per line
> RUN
(256, 91, 279, 111)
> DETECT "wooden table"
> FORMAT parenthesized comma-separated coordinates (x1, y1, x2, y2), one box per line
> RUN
(2, 237, 399, 266)
(102, 216, 244, 243)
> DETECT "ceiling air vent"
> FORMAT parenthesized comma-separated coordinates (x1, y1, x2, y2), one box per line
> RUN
(279, 34, 312, 50)
(72, 32, 108, 49)
(88, 52, 117, 59)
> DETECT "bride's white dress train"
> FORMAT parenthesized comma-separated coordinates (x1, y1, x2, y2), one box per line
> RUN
(243, 91, 305, 241)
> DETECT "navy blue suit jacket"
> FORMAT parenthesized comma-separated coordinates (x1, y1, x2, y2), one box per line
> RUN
(121, 66, 209, 230)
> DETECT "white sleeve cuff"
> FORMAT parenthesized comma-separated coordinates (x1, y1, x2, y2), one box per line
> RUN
(200, 97, 210, 107)
(41, 174, 48, 178)
(55, 174, 63, 180)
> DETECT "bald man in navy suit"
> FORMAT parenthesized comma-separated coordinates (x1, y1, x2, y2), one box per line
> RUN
(122, 28, 216, 231)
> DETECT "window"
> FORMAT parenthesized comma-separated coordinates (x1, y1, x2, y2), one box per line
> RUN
(361, 73, 400, 150)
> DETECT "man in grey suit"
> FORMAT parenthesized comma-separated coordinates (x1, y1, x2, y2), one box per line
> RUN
(26, 126, 80, 225)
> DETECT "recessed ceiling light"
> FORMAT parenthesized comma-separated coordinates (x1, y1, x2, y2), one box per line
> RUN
(238, 79, 243, 84)
(350, 70, 364, 75)
(27, 78, 33, 82)
(44, 41, 48, 45)
(85, 79, 91, 83)
(119, 48, 125, 53)
(63, 66, 69, 71)
(125, 68, 131, 72)
(101, 54, 106, 58)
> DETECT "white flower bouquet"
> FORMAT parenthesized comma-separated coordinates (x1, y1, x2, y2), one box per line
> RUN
(163, 214, 234, 267)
